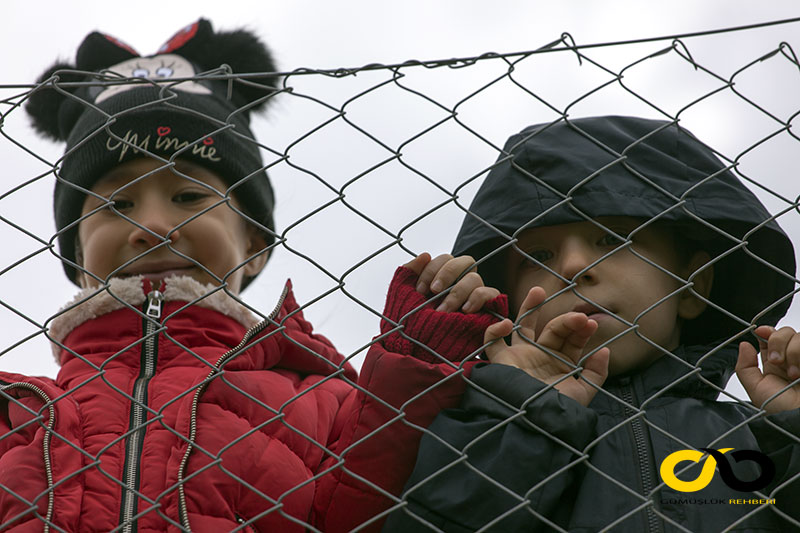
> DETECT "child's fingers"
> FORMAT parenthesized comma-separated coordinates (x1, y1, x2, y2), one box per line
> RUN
(754, 325, 771, 363)
(436, 272, 484, 312)
(754, 325, 773, 348)
(735, 341, 763, 396)
(514, 287, 547, 342)
(403, 253, 432, 277)
(461, 286, 501, 313)
(536, 313, 596, 363)
(415, 253, 453, 293)
(784, 334, 800, 381)
(580, 347, 610, 387)
(765, 326, 795, 367)
(483, 319, 513, 362)
(428, 255, 476, 295)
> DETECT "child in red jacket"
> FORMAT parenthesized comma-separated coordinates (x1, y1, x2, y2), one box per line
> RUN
(2, 20, 504, 532)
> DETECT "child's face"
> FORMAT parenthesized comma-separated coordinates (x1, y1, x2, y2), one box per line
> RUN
(77, 158, 267, 293)
(506, 217, 709, 377)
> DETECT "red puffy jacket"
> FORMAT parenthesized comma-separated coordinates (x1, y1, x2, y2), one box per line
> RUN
(0, 269, 505, 532)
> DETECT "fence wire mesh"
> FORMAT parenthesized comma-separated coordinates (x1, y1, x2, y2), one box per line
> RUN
(1, 19, 800, 533)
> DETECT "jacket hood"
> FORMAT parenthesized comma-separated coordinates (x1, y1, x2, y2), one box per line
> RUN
(453, 116, 796, 346)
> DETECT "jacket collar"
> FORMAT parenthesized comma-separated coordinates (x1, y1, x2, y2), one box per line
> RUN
(601, 343, 739, 405)
(48, 275, 274, 361)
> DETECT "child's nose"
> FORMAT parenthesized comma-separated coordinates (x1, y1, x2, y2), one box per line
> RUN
(558, 239, 598, 285)
(127, 203, 181, 249)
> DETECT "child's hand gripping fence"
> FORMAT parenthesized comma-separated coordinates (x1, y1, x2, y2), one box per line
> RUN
(1, 20, 800, 533)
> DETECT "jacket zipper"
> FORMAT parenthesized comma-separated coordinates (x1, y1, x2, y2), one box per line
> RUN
(236, 514, 257, 532)
(177, 284, 289, 531)
(620, 384, 662, 533)
(119, 288, 163, 533)
(0, 382, 56, 533)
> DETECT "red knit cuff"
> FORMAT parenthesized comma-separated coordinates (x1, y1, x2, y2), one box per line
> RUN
(379, 266, 508, 364)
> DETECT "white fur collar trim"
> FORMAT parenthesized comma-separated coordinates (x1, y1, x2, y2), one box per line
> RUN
(49, 275, 261, 362)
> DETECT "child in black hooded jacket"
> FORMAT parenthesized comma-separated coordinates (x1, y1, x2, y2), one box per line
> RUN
(383, 116, 800, 532)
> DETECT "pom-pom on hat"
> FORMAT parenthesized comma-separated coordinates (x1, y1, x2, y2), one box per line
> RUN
(26, 19, 280, 288)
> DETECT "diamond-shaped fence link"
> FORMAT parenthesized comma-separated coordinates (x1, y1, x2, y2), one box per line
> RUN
(1, 21, 800, 533)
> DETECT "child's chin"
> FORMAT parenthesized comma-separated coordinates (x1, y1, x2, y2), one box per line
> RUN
(606, 350, 666, 378)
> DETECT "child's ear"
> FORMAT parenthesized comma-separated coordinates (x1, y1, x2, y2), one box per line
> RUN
(241, 225, 270, 278)
(677, 251, 714, 320)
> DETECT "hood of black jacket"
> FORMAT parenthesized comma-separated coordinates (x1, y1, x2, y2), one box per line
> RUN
(453, 116, 795, 347)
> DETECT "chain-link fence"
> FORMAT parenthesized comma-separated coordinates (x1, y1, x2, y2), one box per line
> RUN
(1, 18, 799, 532)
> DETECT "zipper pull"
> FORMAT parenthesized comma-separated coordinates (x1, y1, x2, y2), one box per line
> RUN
(146, 289, 164, 319)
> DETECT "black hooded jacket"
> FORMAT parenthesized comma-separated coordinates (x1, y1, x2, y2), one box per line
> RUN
(383, 117, 800, 532)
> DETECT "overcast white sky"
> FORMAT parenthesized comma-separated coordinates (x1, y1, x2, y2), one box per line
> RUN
(2, 1, 800, 402)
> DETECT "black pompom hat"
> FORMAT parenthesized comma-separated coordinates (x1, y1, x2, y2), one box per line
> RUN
(26, 19, 280, 288)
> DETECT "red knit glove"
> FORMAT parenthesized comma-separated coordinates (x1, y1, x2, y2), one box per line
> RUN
(379, 266, 508, 364)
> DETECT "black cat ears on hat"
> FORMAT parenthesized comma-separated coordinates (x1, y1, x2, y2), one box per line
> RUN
(26, 19, 282, 289)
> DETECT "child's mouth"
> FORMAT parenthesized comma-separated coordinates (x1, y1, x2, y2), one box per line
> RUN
(138, 268, 195, 282)
(118, 264, 196, 283)
(572, 302, 614, 321)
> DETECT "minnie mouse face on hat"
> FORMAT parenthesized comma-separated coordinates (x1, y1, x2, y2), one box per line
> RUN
(26, 18, 280, 142)
(94, 54, 213, 104)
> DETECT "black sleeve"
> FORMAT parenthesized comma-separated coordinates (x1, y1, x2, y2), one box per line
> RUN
(749, 408, 800, 525)
(382, 363, 598, 533)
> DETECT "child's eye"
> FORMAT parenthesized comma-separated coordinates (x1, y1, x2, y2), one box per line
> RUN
(173, 191, 210, 204)
(523, 249, 553, 266)
(598, 233, 625, 247)
(111, 199, 134, 211)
